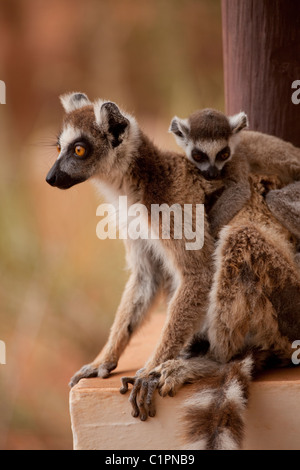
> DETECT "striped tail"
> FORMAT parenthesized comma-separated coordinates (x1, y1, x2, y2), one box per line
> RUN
(182, 355, 253, 450)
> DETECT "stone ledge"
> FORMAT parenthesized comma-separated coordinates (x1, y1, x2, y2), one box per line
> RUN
(70, 313, 300, 450)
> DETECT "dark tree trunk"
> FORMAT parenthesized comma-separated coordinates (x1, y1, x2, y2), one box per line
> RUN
(222, 0, 300, 147)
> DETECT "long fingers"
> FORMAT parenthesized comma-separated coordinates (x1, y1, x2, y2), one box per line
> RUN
(120, 374, 159, 420)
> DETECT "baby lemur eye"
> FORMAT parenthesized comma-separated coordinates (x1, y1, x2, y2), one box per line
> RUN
(191, 149, 209, 163)
(217, 146, 231, 161)
(74, 143, 86, 158)
(57, 144, 61, 153)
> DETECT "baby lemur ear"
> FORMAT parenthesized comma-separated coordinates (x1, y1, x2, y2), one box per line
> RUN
(95, 101, 130, 148)
(169, 117, 190, 145)
(228, 111, 249, 134)
(60, 92, 91, 113)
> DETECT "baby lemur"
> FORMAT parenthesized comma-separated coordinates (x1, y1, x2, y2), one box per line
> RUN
(46, 93, 224, 392)
(170, 108, 300, 250)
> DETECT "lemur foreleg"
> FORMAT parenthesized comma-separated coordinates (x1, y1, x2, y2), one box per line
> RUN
(70, 247, 164, 387)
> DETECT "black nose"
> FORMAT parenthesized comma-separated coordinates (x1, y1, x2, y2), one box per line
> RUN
(207, 166, 220, 180)
(46, 173, 57, 186)
(46, 163, 59, 186)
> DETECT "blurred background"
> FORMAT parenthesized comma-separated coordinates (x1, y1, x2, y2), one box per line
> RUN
(0, 0, 224, 449)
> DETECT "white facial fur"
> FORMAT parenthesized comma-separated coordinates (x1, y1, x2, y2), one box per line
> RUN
(57, 124, 84, 159)
(185, 138, 231, 172)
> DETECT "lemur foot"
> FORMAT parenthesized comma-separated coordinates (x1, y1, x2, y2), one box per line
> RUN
(150, 359, 188, 397)
(69, 361, 117, 388)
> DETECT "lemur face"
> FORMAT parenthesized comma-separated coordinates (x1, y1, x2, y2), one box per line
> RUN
(169, 108, 248, 180)
(46, 93, 132, 189)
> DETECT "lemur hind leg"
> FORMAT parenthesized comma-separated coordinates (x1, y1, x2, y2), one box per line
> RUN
(207, 225, 299, 364)
(266, 181, 300, 239)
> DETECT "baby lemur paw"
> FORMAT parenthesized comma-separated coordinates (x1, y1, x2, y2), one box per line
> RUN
(69, 361, 117, 388)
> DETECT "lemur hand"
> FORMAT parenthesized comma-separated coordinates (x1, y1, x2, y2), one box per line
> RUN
(120, 372, 160, 421)
(69, 360, 118, 388)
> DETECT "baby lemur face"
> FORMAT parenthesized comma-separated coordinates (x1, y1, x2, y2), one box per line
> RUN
(169, 108, 248, 180)
(46, 93, 137, 189)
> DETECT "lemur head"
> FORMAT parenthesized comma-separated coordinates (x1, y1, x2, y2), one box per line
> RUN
(169, 108, 248, 180)
(46, 92, 138, 189)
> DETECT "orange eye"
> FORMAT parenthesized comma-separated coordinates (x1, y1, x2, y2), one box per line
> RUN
(57, 144, 61, 154)
(220, 152, 230, 160)
(74, 145, 86, 157)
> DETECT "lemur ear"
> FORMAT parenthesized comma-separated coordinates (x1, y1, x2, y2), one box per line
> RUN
(95, 101, 130, 148)
(228, 111, 249, 134)
(169, 117, 190, 139)
(60, 92, 90, 113)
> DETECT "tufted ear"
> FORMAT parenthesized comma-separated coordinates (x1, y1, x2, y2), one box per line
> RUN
(228, 111, 248, 134)
(169, 116, 190, 150)
(94, 100, 130, 147)
(169, 116, 190, 139)
(60, 92, 91, 113)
